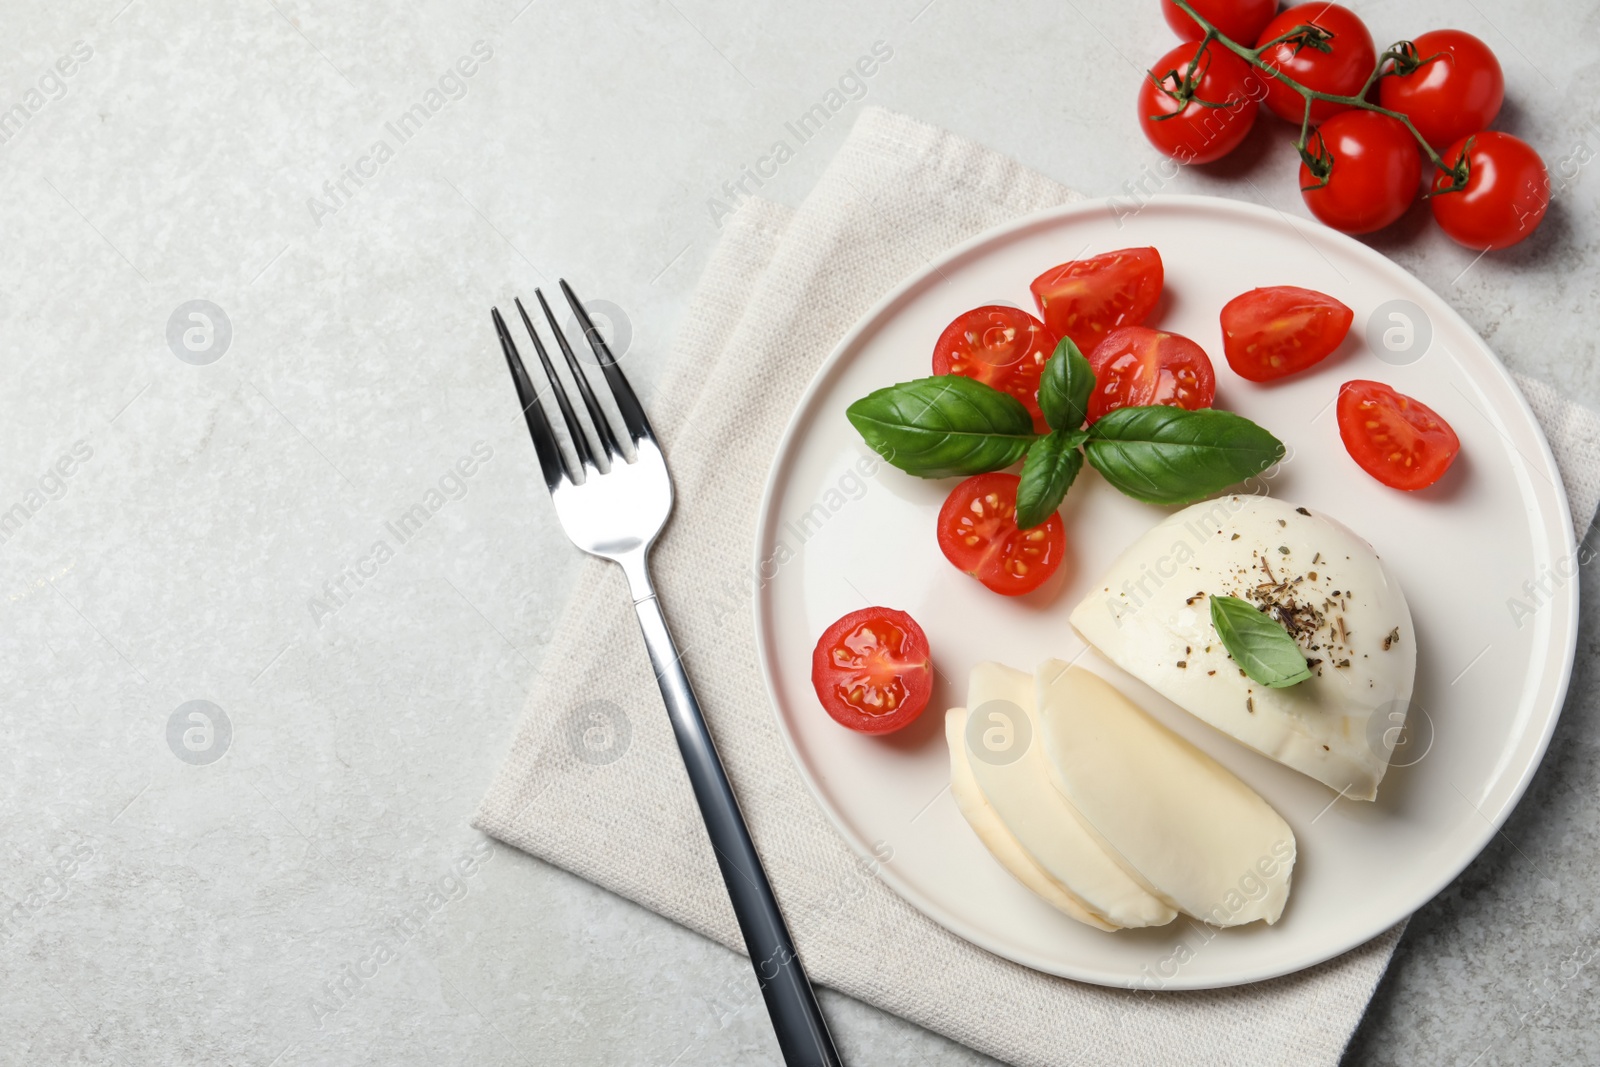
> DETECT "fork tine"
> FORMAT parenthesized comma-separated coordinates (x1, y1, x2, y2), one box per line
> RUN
(492, 307, 569, 492)
(560, 279, 655, 445)
(532, 290, 623, 461)
(507, 298, 600, 473)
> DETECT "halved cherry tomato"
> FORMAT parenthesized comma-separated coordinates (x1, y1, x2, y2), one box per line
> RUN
(1138, 41, 1262, 165)
(933, 305, 1055, 432)
(811, 607, 933, 734)
(1162, 0, 1277, 45)
(1377, 29, 1504, 151)
(1299, 110, 1422, 235)
(1256, 4, 1377, 124)
(1220, 286, 1354, 382)
(936, 473, 1065, 597)
(1085, 326, 1216, 423)
(1430, 132, 1550, 250)
(1030, 247, 1163, 355)
(1337, 380, 1460, 490)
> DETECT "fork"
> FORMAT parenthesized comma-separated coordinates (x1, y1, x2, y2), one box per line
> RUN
(492, 282, 843, 1067)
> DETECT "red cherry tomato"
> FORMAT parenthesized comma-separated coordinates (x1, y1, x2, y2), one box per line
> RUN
(1299, 111, 1422, 234)
(936, 473, 1066, 597)
(1256, 4, 1377, 124)
(1162, 0, 1277, 45)
(932, 305, 1055, 433)
(1138, 42, 1262, 165)
(1029, 247, 1163, 356)
(1430, 132, 1550, 250)
(1377, 29, 1504, 150)
(1085, 326, 1216, 423)
(1337, 380, 1460, 491)
(811, 607, 933, 734)
(1220, 286, 1354, 382)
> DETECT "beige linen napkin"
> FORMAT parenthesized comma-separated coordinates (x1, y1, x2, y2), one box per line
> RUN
(477, 107, 1600, 1067)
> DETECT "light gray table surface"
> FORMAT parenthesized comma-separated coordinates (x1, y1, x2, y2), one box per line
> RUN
(3, 1, 1598, 1064)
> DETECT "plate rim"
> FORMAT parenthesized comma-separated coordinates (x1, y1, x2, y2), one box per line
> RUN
(750, 193, 1579, 989)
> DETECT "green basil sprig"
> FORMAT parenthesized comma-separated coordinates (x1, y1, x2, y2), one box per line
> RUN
(846, 340, 1285, 527)
(1037, 337, 1094, 433)
(1083, 406, 1286, 507)
(845, 376, 1035, 479)
(1015, 430, 1086, 529)
(1209, 595, 1313, 688)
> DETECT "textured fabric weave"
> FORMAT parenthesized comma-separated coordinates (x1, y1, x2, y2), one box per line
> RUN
(476, 108, 1600, 1067)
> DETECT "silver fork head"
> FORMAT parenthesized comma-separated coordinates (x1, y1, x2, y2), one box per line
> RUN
(493, 282, 673, 563)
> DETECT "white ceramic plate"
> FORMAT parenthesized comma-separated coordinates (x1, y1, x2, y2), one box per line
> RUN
(752, 196, 1578, 989)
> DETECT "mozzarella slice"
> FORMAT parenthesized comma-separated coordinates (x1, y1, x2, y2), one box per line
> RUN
(960, 663, 1175, 929)
(1035, 661, 1296, 926)
(945, 708, 1118, 932)
(1070, 494, 1416, 800)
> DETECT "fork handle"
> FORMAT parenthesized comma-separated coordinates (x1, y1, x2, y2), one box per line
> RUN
(626, 565, 843, 1067)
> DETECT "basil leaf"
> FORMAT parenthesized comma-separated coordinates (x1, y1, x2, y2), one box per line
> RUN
(1083, 406, 1285, 506)
(1037, 338, 1094, 432)
(1015, 430, 1086, 529)
(846, 376, 1037, 478)
(1209, 595, 1312, 688)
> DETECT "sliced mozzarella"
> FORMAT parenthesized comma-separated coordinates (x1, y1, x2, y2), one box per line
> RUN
(1035, 661, 1296, 926)
(961, 663, 1175, 930)
(945, 708, 1118, 932)
(1070, 494, 1416, 800)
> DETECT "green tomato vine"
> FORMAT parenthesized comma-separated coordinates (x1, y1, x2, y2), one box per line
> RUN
(1161, 0, 1470, 194)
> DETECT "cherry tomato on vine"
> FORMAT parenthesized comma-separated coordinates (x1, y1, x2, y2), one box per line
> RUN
(1162, 0, 1277, 45)
(1220, 286, 1353, 382)
(1430, 132, 1549, 250)
(1255, 3, 1377, 124)
(811, 607, 933, 734)
(933, 305, 1056, 432)
(1138, 42, 1262, 165)
(1299, 111, 1422, 234)
(1337, 380, 1460, 491)
(936, 473, 1066, 596)
(1085, 326, 1216, 422)
(1030, 247, 1163, 355)
(1377, 29, 1504, 150)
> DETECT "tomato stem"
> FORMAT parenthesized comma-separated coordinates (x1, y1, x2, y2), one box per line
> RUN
(1168, 0, 1457, 180)
(1147, 29, 1243, 120)
(1298, 128, 1333, 190)
(1354, 44, 1408, 99)
(1183, 30, 1213, 85)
